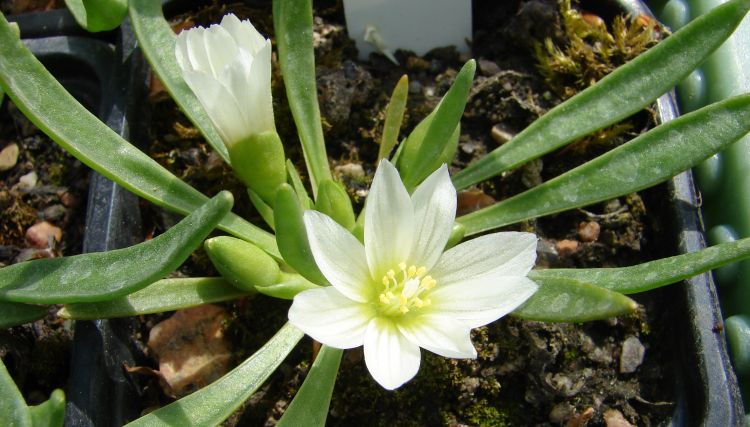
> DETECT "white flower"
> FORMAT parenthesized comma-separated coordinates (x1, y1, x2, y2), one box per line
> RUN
(288, 160, 538, 390)
(175, 14, 274, 146)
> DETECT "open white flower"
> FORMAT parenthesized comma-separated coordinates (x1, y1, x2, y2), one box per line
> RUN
(288, 160, 538, 390)
(175, 14, 274, 146)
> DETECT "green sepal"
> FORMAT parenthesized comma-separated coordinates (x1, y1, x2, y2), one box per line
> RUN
(204, 236, 281, 292)
(514, 276, 638, 322)
(397, 60, 474, 190)
(65, 0, 127, 32)
(315, 179, 355, 230)
(28, 389, 65, 427)
(0, 301, 48, 328)
(274, 184, 329, 286)
(247, 188, 275, 230)
(229, 131, 287, 205)
(255, 272, 321, 300)
(277, 345, 342, 427)
(0, 192, 233, 304)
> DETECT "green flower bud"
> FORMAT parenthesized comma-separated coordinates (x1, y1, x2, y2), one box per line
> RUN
(228, 131, 287, 205)
(204, 236, 280, 292)
(315, 179, 355, 230)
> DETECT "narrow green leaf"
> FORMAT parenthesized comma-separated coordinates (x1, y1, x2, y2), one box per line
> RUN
(0, 357, 31, 427)
(58, 278, 251, 320)
(248, 188, 275, 230)
(399, 60, 474, 189)
(286, 160, 312, 210)
(28, 389, 65, 427)
(315, 179, 355, 230)
(65, 0, 127, 32)
(458, 94, 750, 235)
(452, 0, 750, 189)
(530, 237, 750, 294)
(255, 272, 321, 300)
(379, 75, 409, 161)
(0, 301, 47, 328)
(275, 184, 329, 286)
(127, 0, 229, 163)
(278, 346, 342, 427)
(126, 323, 304, 427)
(205, 236, 281, 292)
(0, 192, 232, 304)
(0, 14, 279, 258)
(513, 276, 638, 322)
(274, 0, 332, 195)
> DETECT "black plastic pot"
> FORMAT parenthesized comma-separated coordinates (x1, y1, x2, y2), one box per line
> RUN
(8, 10, 149, 427)
(5, 0, 744, 425)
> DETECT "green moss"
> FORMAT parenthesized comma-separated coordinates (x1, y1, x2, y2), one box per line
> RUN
(463, 399, 513, 427)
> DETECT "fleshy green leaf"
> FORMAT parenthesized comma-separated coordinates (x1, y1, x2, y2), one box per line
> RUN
(0, 14, 279, 258)
(530, 237, 750, 294)
(287, 160, 312, 210)
(204, 237, 281, 292)
(513, 276, 638, 322)
(458, 94, 750, 235)
(0, 301, 47, 328)
(58, 278, 251, 320)
(379, 75, 409, 161)
(275, 184, 329, 286)
(0, 357, 31, 427)
(398, 60, 474, 190)
(28, 389, 65, 427)
(0, 192, 232, 304)
(278, 346, 342, 427)
(127, 0, 229, 163)
(248, 188, 275, 230)
(126, 323, 304, 427)
(274, 0, 331, 196)
(452, 0, 750, 189)
(255, 272, 321, 300)
(315, 179, 355, 230)
(65, 0, 127, 32)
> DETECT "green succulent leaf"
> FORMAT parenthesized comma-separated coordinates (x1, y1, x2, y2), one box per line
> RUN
(513, 276, 638, 322)
(0, 14, 278, 257)
(379, 75, 409, 161)
(287, 160, 313, 210)
(248, 188, 275, 230)
(530, 237, 750, 294)
(28, 389, 65, 427)
(58, 278, 251, 320)
(315, 179, 355, 230)
(65, 0, 127, 32)
(127, 0, 229, 163)
(458, 94, 750, 235)
(126, 323, 304, 427)
(254, 272, 321, 300)
(278, 345, 342, 427)
(0, 192, 232, 304)
(274, 0, 331, 196)
(0, 301, 48, 328)
(0, 357, 31, 427)
(398, 60, 474, 190)
(452, 0, 750, 189)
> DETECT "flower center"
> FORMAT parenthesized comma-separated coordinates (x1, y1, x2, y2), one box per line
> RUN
(378, 262, 436, 315)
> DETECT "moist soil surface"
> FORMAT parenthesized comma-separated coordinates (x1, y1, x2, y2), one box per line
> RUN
(1, 0, 684, 425)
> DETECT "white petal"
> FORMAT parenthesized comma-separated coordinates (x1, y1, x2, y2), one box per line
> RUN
(398, 314, 476, 358)
(288, 287, 374, 349)
(430, 232, 537, 285)
(185, 28, 213, 74)
(244, 41, 275, 133)
(409, 165, 456, 270)
(181, 70, 247, 144)
(365, 160, 414, 280)
(364, 317, 421, 390)
(429, 276, 538, 328)
(202, 24, 238, 77)
(174, 30, 191, 71)
(304, 211, 372, 303)
(221, 13, 267, 54)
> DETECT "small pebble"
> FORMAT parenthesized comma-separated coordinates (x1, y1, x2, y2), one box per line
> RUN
(457, 190, 495, 216)
(549, 402, 576, 424)
(59, 191, 78, 208)
(578, 221, 601, 242)
(25, 221, 62, 248)
(408, 80, 423, 94)
(17, 171, 38, 190)
(603, 409, 635, 427)
(334, 162, 365, 179)
(41, 204, 67, 222)
(490, 124, 514, 145)
(0, 143, 19, 171)
(619, 336, 646, 373)
(477, 58, 501, 76)
(556, 239, 579, 257)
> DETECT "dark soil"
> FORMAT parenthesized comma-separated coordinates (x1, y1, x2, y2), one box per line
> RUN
(0, 0, 683, 425)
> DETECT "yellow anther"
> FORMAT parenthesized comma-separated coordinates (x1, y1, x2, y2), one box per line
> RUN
(416, 266, 427, 277)
(399, 294, 408, 305)
(386, 269, 395, 279)
(421, 276, 436, 290)
(413, 298, 424, 308)
(398, 262, 407, 271)
(386, 291, 395, 299)
(379, 294, 390, 304)
(407, 265, 417, 277)
(382, 276, 390, 286)
(399, 306, 410, 314)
